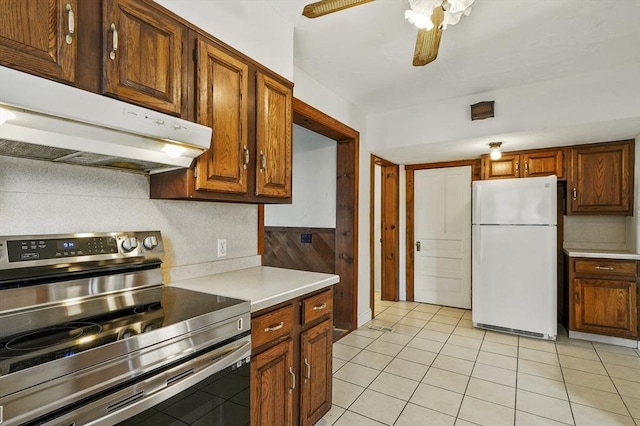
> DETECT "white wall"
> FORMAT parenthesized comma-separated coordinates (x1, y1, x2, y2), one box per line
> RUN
(367, 65, 640, 161)
(156, 0, 293, 80)
(0, 157, 260, 283)
(293, 67, 372, 326)
(264, 125, 336, 228)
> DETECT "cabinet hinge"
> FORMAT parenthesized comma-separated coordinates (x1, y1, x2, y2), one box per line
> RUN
(193, 47, 198, 62)
(193, 167, 198, 178)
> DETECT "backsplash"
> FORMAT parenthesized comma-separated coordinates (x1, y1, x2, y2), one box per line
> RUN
(0, 156, 260, 283)
(563, 215, 628, 250)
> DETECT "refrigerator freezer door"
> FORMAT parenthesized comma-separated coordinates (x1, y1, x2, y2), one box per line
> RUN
(472, 176, 557, 225)
(472, 224, 557, 339)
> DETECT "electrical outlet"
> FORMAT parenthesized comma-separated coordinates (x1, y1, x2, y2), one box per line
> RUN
(217, 239, 227, 257)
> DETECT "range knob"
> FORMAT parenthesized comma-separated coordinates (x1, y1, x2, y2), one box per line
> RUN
(121, 237, 138, 252)
(143, 235, 158, 250)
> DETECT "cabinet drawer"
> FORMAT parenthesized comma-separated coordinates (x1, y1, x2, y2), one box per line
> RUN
(252, 305, 294, 349)
(301, 289, 333, 326)
(574, 259, 637, 277)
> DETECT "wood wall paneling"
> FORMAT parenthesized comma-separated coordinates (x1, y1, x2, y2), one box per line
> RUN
(381, 163, 399, 301)
(263, 227, 335, 274)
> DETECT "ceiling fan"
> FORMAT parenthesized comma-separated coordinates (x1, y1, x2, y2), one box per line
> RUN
(302, 0, 474, 66)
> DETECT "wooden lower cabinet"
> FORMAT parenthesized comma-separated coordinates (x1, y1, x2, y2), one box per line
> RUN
(251, 338, 294, 426)
(251, 288, 333, 426)
(300, 319, 332, 426)
(568, 257, 639, 339)
(573, 278, 637, 338)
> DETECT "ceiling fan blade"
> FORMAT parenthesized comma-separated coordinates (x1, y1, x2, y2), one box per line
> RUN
(412, 6, 444, 66)
(303, 0, 374, 18)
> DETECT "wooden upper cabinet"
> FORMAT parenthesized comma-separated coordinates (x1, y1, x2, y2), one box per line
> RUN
(522, 149, 564, 179)
(195, 40, 249, 193)
(481, 153, 520, 179)
(0, 0, 78, 84)
(103, 0, 186, 115)
(482, 148, 564, 180)
(256, 72, 293, 198)
(568, 141, 633, 215)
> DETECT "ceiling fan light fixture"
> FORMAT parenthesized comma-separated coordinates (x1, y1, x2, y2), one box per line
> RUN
(405, 10, 434, 30)
(445, 0, 475, 14)
(406, 0, 474, 30)
(302, 0, 374, 18)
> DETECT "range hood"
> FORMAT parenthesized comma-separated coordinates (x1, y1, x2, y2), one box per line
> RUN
(0, 66, 212, 174)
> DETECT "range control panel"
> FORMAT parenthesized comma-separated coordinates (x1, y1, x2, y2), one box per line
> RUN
(0, 231, 164, 268)
(7, 236, 119, 262)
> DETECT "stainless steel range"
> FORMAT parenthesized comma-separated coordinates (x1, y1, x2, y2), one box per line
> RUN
(0, 231, 251, 426)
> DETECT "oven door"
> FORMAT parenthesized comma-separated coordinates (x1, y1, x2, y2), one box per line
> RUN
(40, 334, 251, 426)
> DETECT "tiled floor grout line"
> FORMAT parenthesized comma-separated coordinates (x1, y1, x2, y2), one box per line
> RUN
(592, 340, 638, 421)
(329, 299, 640, 426)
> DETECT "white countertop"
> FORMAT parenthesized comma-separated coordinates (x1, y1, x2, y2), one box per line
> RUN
(167, 266, 340, 312)
(564, 248, 640, 260)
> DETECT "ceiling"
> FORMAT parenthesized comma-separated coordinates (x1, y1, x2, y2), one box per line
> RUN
(264, 0, 640, 163)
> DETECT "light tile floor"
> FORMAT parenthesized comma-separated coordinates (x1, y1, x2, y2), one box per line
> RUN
(318, 296, 640, 426)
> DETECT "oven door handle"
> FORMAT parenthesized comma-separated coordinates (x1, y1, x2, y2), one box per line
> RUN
(99, 339, 251, 418)
(36, 335, 252, 426)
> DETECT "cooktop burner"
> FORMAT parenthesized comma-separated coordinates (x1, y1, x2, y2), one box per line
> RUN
(0, 287, 246, 376)
(5, 322, 102, 351)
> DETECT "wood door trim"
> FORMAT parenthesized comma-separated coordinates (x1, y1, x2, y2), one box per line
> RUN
(406, 160, 479, 302)
(258, 97, 359, 331)
(369, 155, 376, 316)
(381, 162, 400, 301)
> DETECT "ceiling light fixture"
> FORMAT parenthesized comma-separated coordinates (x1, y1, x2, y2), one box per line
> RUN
(405, 0, 474, 30)
(489, 142, 502, 160)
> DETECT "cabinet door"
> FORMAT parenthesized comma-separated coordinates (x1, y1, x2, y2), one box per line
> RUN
(573, 278, 637, 338)
(481, 153, 521, 179)
(251, 338, 294, 426)
(522, 149, 564, 179)
(195, 40, 249, 193)
(300, 319, 332, 426)
(256, 72, 293, 197)
(103, 0, 186, 115)
(0, 0, 77, 83)
(568, 141, 633, 214)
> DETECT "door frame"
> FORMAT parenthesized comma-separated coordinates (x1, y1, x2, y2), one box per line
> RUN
(259, 98, 359, 332)
(369, 156, 400, 315)
(405, 159, 480, 301)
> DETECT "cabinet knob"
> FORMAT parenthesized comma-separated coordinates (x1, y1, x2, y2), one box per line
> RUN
(259, 151, 266, 172)
(264, 322, 284, 332)
(595, 266, 614, 271)
(312, 303, 327, 311)
(289, 367, 296, 392)
(304, 358, 311, 383)
(110, 23, 118, 60)
(65, 4, 75, 45)
(572, 187, 577, 200)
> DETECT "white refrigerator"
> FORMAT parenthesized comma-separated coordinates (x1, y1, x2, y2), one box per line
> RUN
(472, 175, 557, 340)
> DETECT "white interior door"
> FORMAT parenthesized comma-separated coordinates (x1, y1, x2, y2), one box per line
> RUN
(414, 167, 471, 308)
